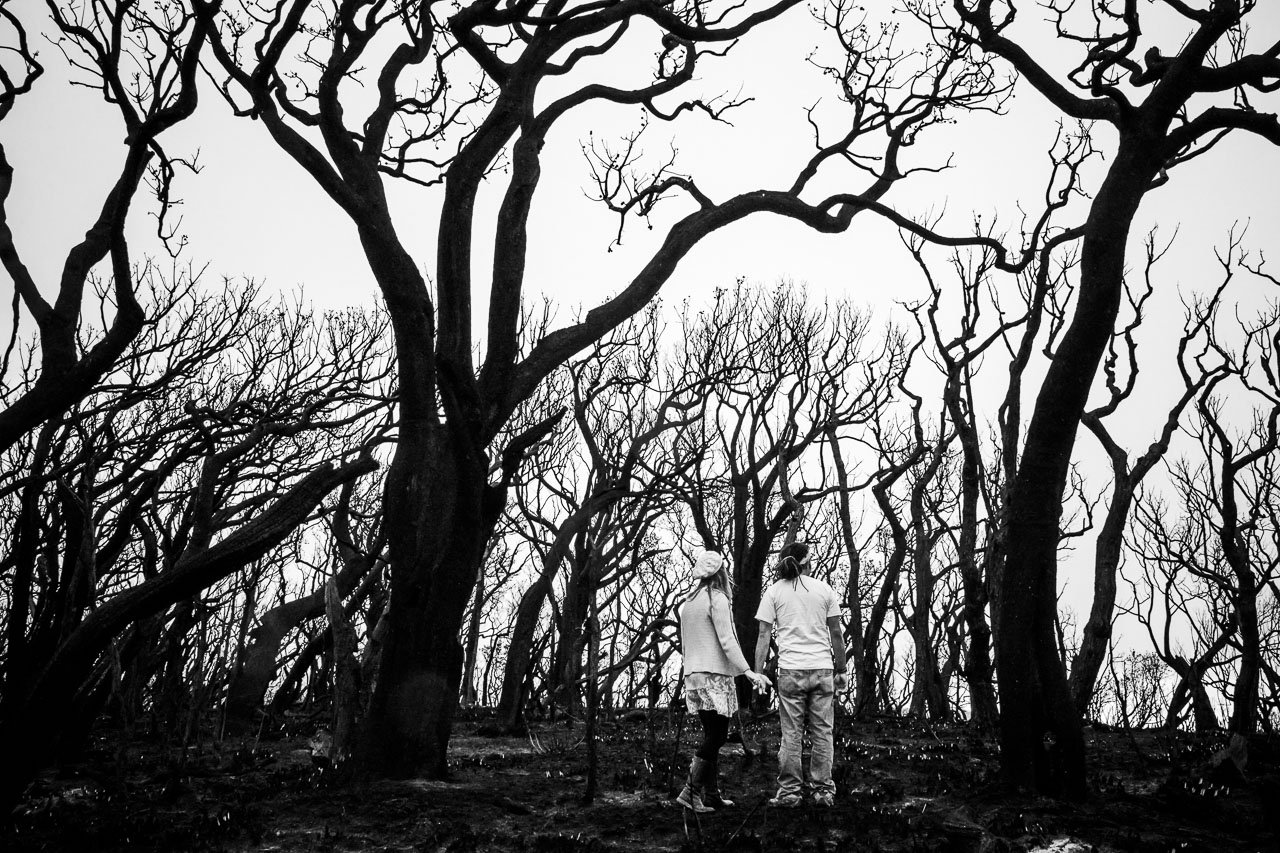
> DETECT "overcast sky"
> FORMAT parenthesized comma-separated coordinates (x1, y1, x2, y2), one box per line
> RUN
(6, 5, 1278, 332)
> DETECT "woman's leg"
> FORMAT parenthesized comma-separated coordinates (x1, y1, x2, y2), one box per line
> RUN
(679, 710, 728, 811)
(696, 709, 730, 760)
(698, 710, 735, 806)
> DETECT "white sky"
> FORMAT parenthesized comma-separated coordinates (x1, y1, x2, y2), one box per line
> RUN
(5, 5, 1277, 328)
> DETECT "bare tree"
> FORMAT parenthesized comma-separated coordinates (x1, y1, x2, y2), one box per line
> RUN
(889, 123, 1099, 726)
(0, 280, 384, 804)
(1126, 286, 1280, 736)
(494, 308, 710, 730)
(1068, 232, 1234, 717)
(206, 0, 1006, 779)
(0, 0, 218, 451)
(676, 284, 904, 703)
(928, 0, 1280, 797)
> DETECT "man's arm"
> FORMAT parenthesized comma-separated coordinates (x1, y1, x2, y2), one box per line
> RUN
(827, 616, 847, 674)
(755, 620, 773, 671)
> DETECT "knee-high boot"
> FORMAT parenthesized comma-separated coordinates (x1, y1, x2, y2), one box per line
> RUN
(701, 755, 735, 808)
(676, 756, 714, 812)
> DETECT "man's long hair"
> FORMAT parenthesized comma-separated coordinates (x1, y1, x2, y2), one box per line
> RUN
(775, 541, 810, 583)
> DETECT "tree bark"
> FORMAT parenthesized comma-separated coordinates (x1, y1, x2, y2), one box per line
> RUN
(997, 143, 1157, 799)
(326, 579, 361, 766)
(353, 428, 491, 779)
(461, 561, 486, 709)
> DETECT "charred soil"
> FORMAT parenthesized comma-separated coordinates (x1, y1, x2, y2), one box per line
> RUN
(6, 711, 1276, 852)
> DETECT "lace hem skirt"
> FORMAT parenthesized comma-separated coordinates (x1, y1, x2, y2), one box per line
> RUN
(683, 672, 738, 717)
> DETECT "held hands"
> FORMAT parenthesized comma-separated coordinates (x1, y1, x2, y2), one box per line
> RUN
(834, 672, 849, 692)
(745, 670, 772, 694)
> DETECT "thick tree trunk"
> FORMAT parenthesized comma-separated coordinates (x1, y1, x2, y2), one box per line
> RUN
(997, 145, 1156, 799)
(352, 428, 489, 779)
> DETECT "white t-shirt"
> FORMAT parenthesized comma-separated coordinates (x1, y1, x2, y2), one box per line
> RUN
(755, 574, 841, 670)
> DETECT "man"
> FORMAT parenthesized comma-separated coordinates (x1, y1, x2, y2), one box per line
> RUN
(754, 541, 848, 807)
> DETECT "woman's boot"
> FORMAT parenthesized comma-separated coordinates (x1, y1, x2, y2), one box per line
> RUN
(701, 756, 735, 808)
(676, 757, 714, 812)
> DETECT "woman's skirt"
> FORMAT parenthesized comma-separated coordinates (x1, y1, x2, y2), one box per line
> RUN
(683, 671, 738, 717)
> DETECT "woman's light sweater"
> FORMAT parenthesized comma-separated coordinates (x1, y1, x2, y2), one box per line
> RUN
(679, 588, 751, 676)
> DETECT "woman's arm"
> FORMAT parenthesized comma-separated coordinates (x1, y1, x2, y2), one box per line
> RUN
(708, 591, 751, 674)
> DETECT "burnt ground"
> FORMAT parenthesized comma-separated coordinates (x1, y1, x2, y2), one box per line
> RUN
(6, 710, 1278, 853)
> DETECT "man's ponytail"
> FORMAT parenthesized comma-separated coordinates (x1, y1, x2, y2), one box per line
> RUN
(774, 542, 810, 582)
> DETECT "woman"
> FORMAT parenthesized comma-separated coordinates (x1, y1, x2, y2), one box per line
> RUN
(677, 548, 772, 812)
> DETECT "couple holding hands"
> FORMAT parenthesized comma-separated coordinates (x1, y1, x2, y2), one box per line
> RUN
(676, 542, 847, 812)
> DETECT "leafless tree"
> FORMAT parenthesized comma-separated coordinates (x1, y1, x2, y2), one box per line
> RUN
(1127, 286, 1280, 735)
(1069, 232, 1235, 718)
(675, 284, 905, 704)
(206, 0, 1008, 780)
(917, 0, 1280, 797)
(0, 279, 384, 803)
(0, 0, 219, 451)
(494, 307, 711, 729)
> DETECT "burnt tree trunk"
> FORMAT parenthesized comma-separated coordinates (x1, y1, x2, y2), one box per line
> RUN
(943, 374, 998, 726)
(997, 143, 1159, 799)
(353, 422, 491, 778)
(326, 579, 361, 766)
(858, 444, 924, 717)
(496, 491, 620, 730)
(828, 430, 869, 709)
(1069, 477, 1133, 718)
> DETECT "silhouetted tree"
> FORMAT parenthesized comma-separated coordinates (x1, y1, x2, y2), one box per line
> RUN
(0, 0, 218, 451)
(1069, 232, 1233, 718)
(937, 0, 1280, 797)
(208, 0, 1006, 780)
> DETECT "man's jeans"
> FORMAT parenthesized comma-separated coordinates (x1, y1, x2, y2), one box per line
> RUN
(776, 668, 836, 798)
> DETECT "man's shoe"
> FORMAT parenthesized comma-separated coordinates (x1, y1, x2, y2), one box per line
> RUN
(767, 793, 802, 808)
(813, 792, 835, 807)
